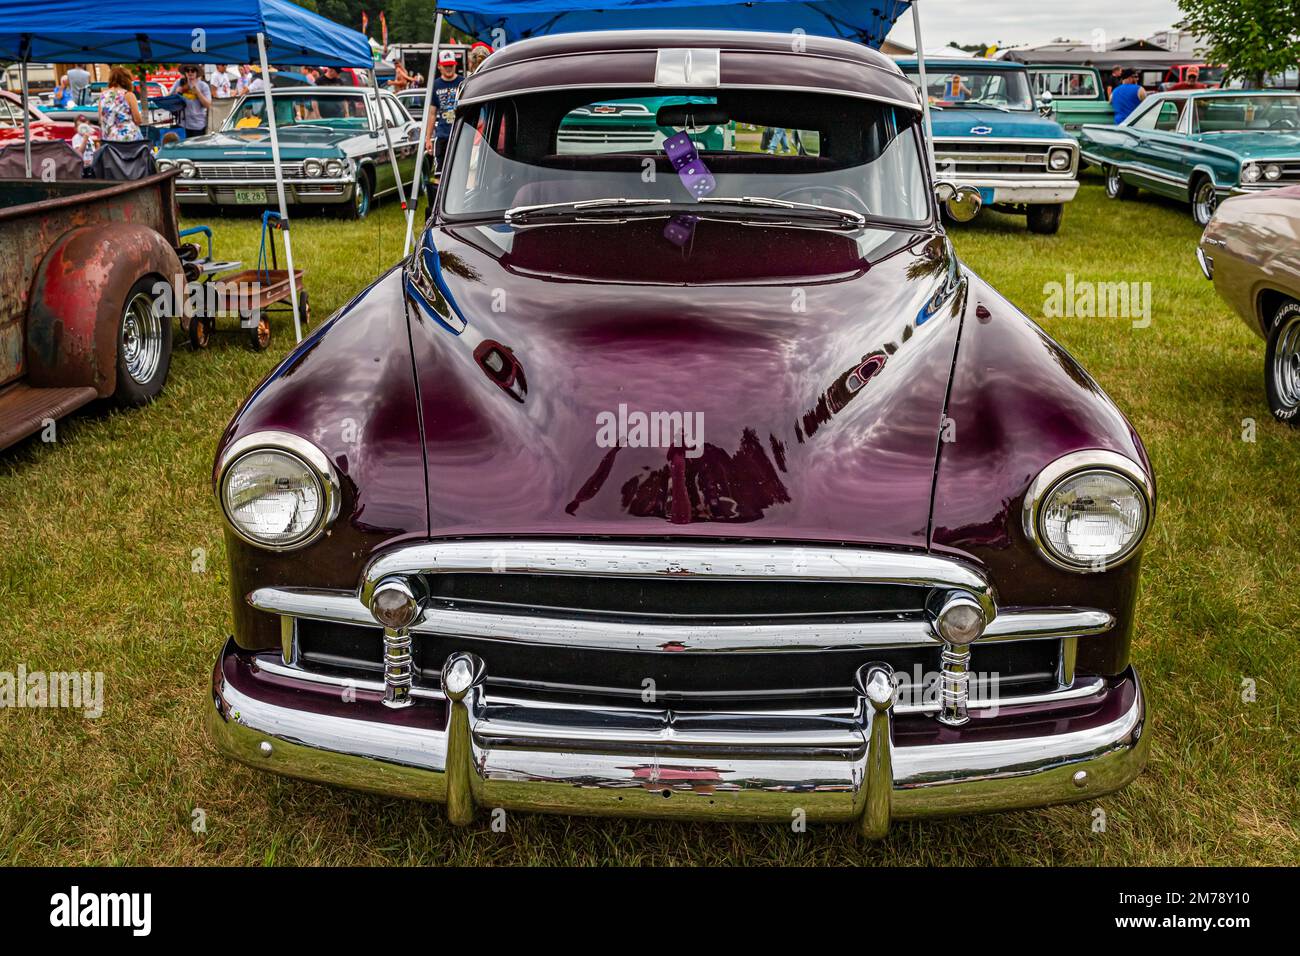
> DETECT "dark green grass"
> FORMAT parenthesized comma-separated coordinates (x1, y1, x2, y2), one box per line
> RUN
(1, 173, 1296, 865)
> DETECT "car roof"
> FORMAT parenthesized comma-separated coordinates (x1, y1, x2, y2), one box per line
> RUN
(458, 29, 920, 112)
(1185, 88, 1297, 98)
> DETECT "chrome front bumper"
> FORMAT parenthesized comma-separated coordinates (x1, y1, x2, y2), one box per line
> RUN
(207, 639, 1148, 833)
(962, 178, 1080, 205)
(175, 180, 356, 205)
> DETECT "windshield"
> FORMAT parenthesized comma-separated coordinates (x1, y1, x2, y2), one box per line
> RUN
(440, 90, 930, 226)
(223, 92, 372, 131)
(1192, 95, 1300, 133)
(903, 68, 1035, 111)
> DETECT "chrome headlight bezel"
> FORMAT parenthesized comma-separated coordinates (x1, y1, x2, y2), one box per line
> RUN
(303, 158, 324, 177)
(1047, 147, 1073, 172)
(157, 158, 175, 171)
(324, 158, 345, 177)
(217, 431, 341, 551)
(177, 160, 197, 179)
(1022, 450, 1154, 573)
(1263, 163, 1282, 182)
(1242, 163, 1262, 184)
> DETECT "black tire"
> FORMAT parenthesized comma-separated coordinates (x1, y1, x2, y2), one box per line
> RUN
(189, 314, 212, 350)
(1191, 176, 1219, 227)
(1026, 203, 1064, 235)
(246, 310, 271, 351)
(1105, 164, 1135, 200)
(114, 277, 173, 407)
(296, 289, 311, 331)
(340, 170, 372, 220)
(1265, 301, 1300, 428)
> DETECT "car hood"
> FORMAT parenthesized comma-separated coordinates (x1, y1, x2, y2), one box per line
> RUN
(929, 108, 1069, 139)
(159, 126, 351, 160)
(1189, 129, 1300, 158)
(403, 217, 968, 548)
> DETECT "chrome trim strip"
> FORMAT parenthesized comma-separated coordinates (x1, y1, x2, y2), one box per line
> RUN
(360, 540, 997, 618)
(248, 586, 1114, 654)
(249, 653, 1109, 717)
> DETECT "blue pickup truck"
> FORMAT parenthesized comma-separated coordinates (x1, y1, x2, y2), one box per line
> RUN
(897, 59, 1080, 233)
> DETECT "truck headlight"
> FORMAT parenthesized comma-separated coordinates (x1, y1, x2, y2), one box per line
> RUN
(303, 158, 324, 177)
(1264, 164, 1282, 181)
(178, 160, 197, 179)
(1023, 451, 1153, 572)
(1047, 148, 1073, 171)
(324, 159, 344, 177)
(218, 432, 340, 550)
(1242, 163, 1262, 183)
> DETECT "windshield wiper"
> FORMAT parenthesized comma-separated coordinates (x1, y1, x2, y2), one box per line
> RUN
(505, 198, 672, 223)
(699, 196, 866, 227)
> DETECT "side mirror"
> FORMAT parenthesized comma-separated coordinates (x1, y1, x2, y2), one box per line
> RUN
(1038, 91, 1055, 117)
(934, 182, 982, 223)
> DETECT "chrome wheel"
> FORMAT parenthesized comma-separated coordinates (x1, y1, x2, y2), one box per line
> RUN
(1271, 314, 1300, 411)
(120, 291, 163, 386)
(1193, 180, 1218, 226)
(1106, 166, 1123, 198)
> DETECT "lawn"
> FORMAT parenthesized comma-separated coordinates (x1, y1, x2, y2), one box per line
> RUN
(1, 172, 1297, 866)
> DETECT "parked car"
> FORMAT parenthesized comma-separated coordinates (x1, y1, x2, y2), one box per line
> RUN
(394, 88, 428, 120)
(205, 30, 1154, 836)
(0, 89, 82, 146)
(157, 86, 421, 219)
(1080, 90, 1300, 226)
(897, 58, 1079, 233)
(557, 95, 733, 154)
(0, 158, 182, 451)
(1027, 64, 1113, 138)
(1198, 184, 1300, 426)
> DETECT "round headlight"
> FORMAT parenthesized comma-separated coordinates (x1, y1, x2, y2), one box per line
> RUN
(1242, 163, 1262, 183)
(303, 158, 324, 177)
(1048, 148, 1072, 171)
(1264, 164, 1282, 181)
(1024, 452, 1152, 572)
(324, 158, 344, 177)
(157, 158, 175, 171)
(218, 433, 339, 550)
(177, 160, 197, 179)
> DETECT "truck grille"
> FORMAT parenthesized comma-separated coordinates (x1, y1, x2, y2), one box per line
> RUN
(194, 161, 304, 180)
(934, 139, 1074, 177)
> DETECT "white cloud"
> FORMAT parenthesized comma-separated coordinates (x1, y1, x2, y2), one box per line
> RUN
(887, 0, 1186, 49)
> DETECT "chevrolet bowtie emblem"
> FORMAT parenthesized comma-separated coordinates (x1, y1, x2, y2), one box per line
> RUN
(970, 126, 993, 135)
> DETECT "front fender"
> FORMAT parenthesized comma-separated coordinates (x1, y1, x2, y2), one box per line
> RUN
(26, 223, 181, 397)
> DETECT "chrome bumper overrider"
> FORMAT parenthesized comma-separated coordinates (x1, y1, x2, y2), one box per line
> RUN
(207, 640, 1148, 833)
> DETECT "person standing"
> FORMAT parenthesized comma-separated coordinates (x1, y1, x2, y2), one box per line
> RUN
(171, 65, 211, 139)
(236, 64, 254, 95)
(1103, 65, 1124, 101)
(210, 65, 233, 99)
(66, 64, 92, 106)
(423, 50, 462, 204)
(98, 67, 144, 142)
(1111, 70, 1146, 124)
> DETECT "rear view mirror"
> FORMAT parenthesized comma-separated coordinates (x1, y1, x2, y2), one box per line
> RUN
(656, 104, 730, 128)
(934, 182, 982, 222)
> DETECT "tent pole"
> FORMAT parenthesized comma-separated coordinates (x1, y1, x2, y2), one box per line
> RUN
(403, 9, 444, 257)
(258, 31, 302, 343)
(911, 0, 937, 179)
(21, 58, 31, 178)
(370, 66, 409, 223)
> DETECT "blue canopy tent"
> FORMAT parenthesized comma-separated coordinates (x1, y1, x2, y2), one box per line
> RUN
(0, 0, 394, 342)
(402, 0, 933, 252)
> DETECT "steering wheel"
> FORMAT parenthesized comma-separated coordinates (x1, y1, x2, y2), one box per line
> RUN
(773, 183, 868, 215)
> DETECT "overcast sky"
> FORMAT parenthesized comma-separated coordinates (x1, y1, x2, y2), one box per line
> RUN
(885, 0, 1186, 49)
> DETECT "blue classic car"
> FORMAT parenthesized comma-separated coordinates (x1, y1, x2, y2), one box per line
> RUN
(1079, 90, 1300, 226)
(898, 59, 1080, 234)
(158, 86, 421, 219)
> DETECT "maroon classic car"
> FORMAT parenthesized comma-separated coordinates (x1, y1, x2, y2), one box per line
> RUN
(206, 31, 1155, 835)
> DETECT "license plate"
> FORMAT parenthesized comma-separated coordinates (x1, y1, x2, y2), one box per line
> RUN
(234, 189, 267, 204)
(978, 187, 996, 205)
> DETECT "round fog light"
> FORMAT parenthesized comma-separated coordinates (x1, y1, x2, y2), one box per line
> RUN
(370, 577, 420, 630)
(931, 592, 987, 645)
